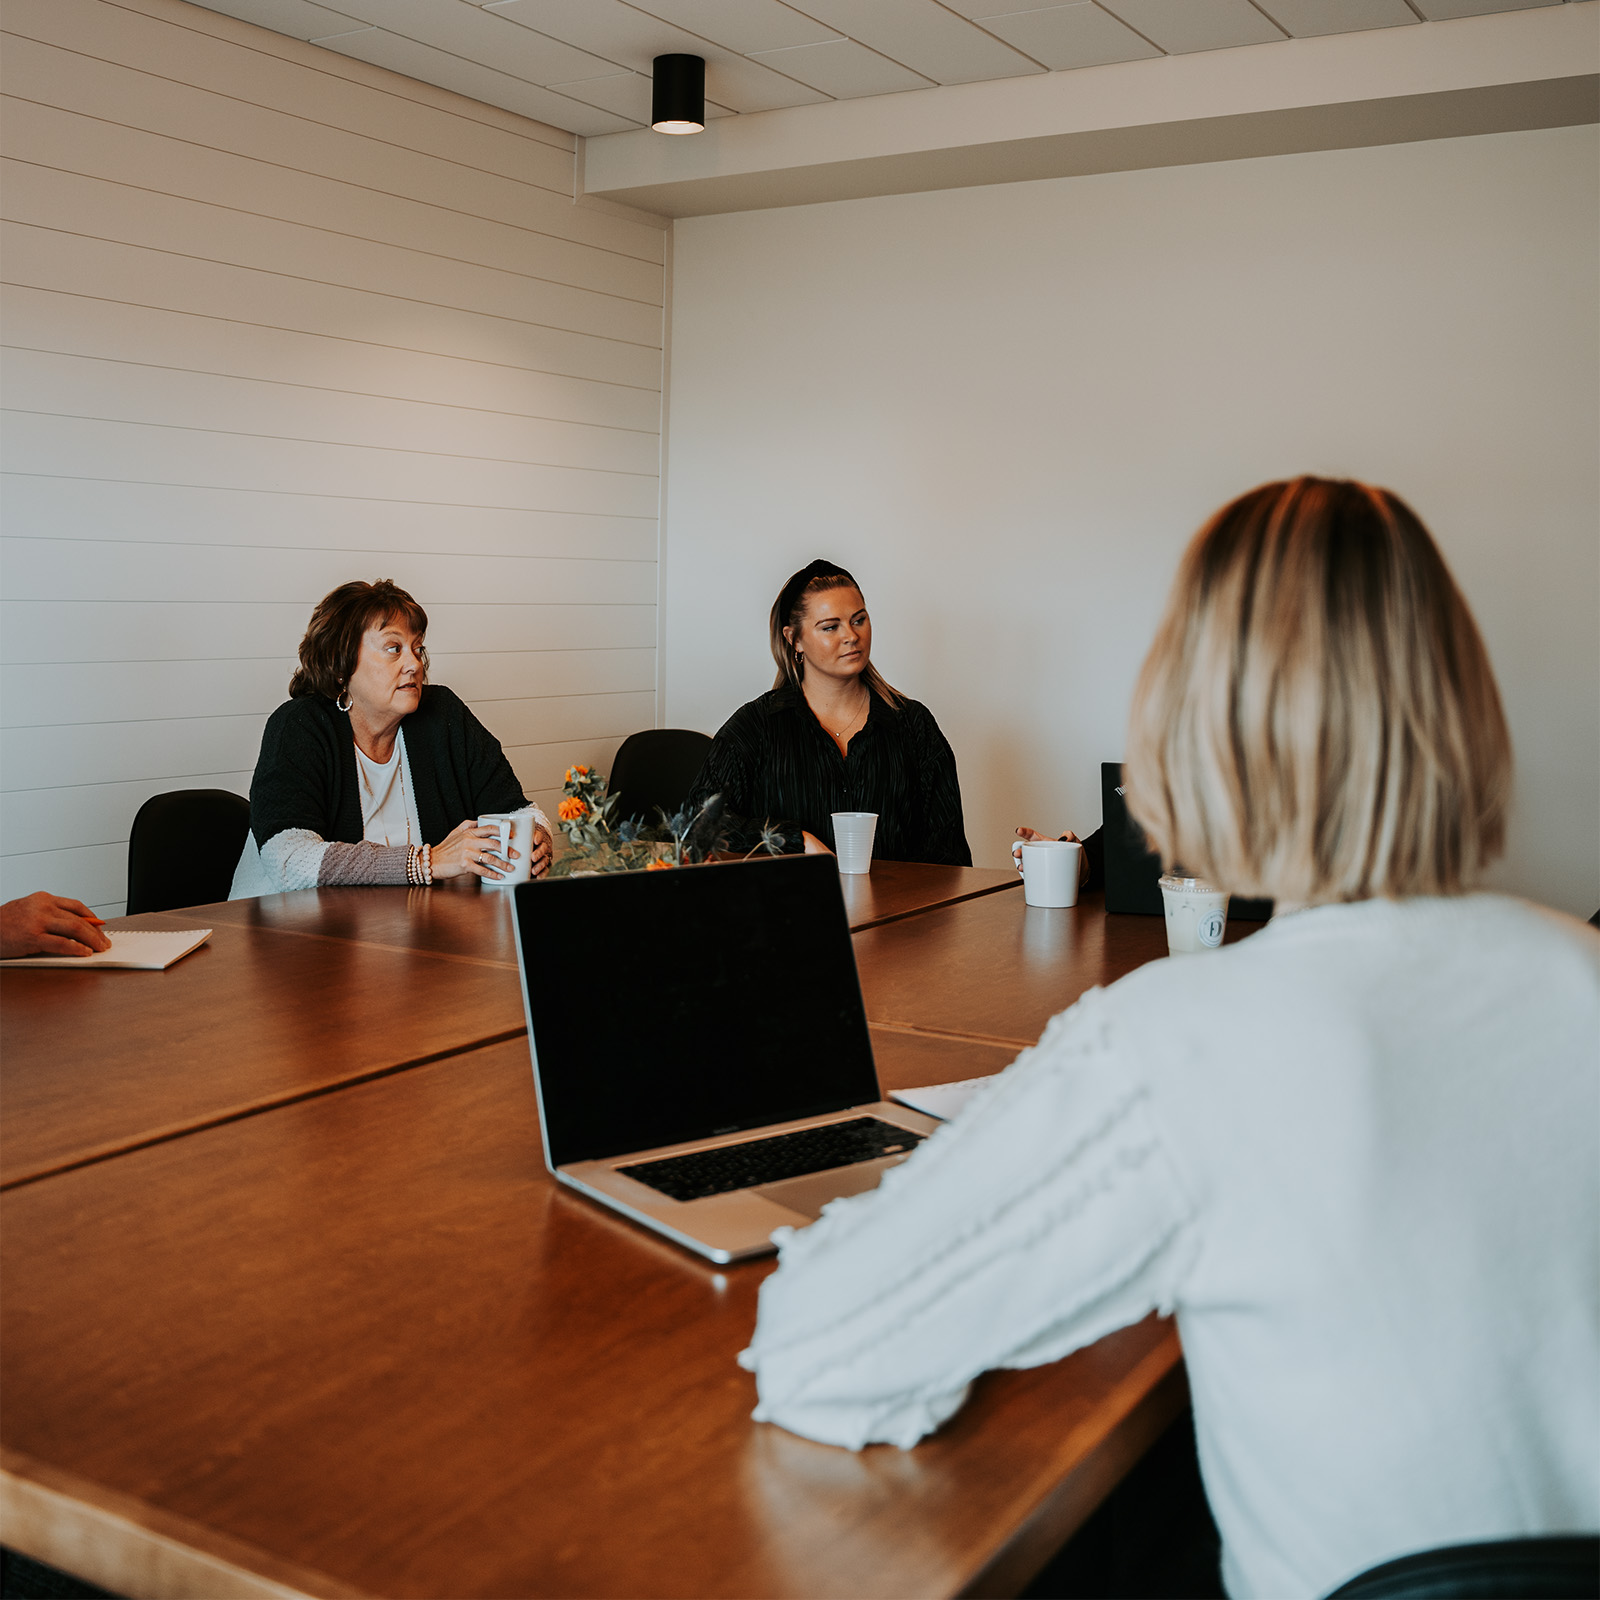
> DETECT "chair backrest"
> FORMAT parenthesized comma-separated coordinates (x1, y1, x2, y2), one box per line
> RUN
(606, 729, 713, 825)
(1325, 1535, 1600, 1599)
(126, 789, 252, 915)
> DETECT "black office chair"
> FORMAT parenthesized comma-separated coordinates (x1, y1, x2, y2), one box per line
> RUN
(606, 729, 713, 824)
(125, 789, 251, 914)
(1326, 1535, 1600, 1599)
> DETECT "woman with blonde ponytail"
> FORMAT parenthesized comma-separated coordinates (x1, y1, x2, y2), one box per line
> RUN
(684, 559, 970, 865)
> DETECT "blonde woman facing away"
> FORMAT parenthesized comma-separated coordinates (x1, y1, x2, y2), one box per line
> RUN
(739, 479, 1598, 1598)
(232, 580, 552, 895)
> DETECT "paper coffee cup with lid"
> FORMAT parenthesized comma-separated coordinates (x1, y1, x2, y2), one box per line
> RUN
(1159, 874, 1228, 954)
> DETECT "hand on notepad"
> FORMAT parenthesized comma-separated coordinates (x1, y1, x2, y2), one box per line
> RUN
(0, 892, 112, 959)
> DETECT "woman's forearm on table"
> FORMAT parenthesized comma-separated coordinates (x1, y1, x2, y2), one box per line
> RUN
(260, 830, 412, 889)
(261, 828, 327, 892)
(738, 993, 1197, 1450)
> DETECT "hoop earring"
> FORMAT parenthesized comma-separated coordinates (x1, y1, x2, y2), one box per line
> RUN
(794, 650, 804, 664)
(336, 687, 352, 713)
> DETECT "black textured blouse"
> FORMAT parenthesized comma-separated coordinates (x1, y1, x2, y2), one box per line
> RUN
(685, 685, 971, 867)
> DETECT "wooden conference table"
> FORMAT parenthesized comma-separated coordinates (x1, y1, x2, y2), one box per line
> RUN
(1, 863, 1249, 1599)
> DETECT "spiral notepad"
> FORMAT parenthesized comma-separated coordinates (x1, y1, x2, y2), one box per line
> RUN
(0, 929, 212, 970)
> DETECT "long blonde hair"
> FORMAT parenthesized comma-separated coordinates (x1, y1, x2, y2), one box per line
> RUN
(1125, 477, 1510, 903)
(769, 560, 903, 707)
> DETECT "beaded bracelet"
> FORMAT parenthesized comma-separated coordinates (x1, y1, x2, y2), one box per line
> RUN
(420, 843, 433, 885)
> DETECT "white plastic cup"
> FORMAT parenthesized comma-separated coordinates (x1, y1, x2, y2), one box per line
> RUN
(1014, 839, 1082, 908)
(831, 812, 878, 874)
(1159, 874, 1228, 954)
(476, 808, 535, 887)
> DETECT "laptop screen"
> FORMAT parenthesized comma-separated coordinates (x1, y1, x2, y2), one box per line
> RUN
(513, 855, 881, 1167)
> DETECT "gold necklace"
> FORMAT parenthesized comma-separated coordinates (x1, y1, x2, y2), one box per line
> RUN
(816, 696, 868, 740)
(356, 736, 412, 846)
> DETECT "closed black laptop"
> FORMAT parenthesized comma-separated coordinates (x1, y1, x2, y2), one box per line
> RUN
(1101, 762, 1271, 921)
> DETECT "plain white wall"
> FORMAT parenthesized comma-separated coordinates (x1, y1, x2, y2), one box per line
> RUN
(663, 124, 1599, 918)
(1, 0, 665, 915)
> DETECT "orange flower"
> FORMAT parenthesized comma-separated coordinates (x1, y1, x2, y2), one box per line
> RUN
(645, 858, 674, 871)
(563, 764, 591, 784)
(558, 797, 588, 821)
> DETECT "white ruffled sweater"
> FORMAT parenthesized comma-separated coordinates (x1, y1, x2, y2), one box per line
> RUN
(740, 894, 1600, 1599)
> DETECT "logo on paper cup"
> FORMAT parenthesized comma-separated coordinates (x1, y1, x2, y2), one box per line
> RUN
(1198, 910, 1226, 947)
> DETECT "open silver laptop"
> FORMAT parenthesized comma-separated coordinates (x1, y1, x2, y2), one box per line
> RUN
(511, 854, 937, 1264)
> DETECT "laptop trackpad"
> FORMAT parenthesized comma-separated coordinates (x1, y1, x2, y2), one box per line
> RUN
(754, 1154, 907, 1222)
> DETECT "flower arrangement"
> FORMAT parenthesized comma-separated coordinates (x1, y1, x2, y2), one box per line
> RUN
(548, 765, 791, 877)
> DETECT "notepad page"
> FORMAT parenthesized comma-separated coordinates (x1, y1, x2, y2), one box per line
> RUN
(889, 1076, 993, 1123)
(0, 929, 212, 970)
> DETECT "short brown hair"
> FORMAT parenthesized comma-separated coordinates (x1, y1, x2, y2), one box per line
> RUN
(1125, 477, 1511, 903)
(288, 580, 429, 700)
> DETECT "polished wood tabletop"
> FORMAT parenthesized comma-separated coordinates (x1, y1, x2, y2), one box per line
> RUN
(835, 859, 1021, 930)
(190, 859, 1022, 967)
(0, 911, 526, 1191)
(2, 1036, 1183, 1600)
(0, 863, 1235, 1598)
(856, 889, 1256, 1046)
(1, 867, 1021, 1192)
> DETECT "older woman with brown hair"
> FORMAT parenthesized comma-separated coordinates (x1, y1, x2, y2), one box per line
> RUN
(231, 579, 551, 895)
(738, 480, 1597, 1598)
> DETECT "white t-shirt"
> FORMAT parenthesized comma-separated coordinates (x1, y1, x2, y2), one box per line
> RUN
(740, 894, 1600, 1599)
(354, 726, 421, 847)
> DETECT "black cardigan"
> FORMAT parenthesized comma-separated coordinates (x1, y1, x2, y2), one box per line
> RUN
(684, 686, 971, 867)
(249, 686, 526, 849)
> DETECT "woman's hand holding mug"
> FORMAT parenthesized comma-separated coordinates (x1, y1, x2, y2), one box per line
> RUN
(530, 824, 553, 879)
(432, 819, 516, 881)
(1014, 825, 1089, 884)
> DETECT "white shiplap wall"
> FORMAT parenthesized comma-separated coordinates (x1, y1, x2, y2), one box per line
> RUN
(0, 0, 665, 915)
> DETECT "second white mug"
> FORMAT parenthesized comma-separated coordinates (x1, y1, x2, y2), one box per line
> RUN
(1015, 839, 1082, 908)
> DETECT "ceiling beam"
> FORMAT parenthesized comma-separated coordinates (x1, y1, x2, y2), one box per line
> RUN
(580, 1, 1598, 218)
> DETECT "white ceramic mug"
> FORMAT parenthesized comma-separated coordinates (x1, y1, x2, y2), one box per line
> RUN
(831, 812, 878, 874)
(1015, 839, 1082, 908)
(1159, 874, 1228, 953)
(477, 809, 535, 887)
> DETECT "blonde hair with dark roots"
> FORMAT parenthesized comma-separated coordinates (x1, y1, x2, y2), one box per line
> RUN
(1125, 477, 1510, 904)
(769, 562, 903, 707)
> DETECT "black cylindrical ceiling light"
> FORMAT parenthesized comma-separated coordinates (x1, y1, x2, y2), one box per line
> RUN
(651, 54, 705, 135)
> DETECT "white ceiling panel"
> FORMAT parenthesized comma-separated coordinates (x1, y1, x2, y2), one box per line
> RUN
(544, 68, 737, 122)
(1409, 0, 1561, 16)
(791, 0, 1047, 85)
(1098, 0, 1286, 52)
(691, 54, 829, 112)
(181, 0, 1583, 142)
(317, 26, 634, 132)
(1253, 0, 1420, 34)
(485, 0, 831, 111)
(188, 0, 367, 39)
(483, 0, 725, 73)
(544, 70, 655, 119)
(627, 0, 843, 53)
(330, 0, 622, 81)
(974, 3, 1162, 70)
(747, 37, 933, 97)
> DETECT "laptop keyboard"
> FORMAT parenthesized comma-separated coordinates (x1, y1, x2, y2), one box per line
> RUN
(619, 1117, 925, 1203)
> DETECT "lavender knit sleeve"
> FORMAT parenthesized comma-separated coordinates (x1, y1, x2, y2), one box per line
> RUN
(317, 841, 411, 886)
(258, 829, 410, 890)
